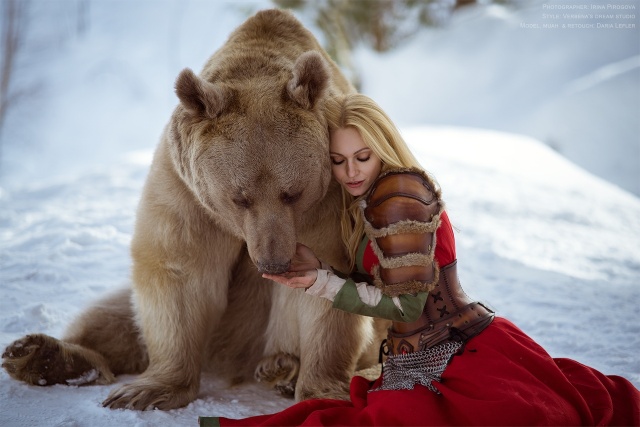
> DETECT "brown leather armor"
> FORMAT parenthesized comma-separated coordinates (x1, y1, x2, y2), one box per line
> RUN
(386, 260, 494, 355)
(362, 168, 444, 297)
(362, 168, 494, 355)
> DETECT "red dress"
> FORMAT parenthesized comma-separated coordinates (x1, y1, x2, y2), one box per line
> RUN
(203, 212, 640, 426)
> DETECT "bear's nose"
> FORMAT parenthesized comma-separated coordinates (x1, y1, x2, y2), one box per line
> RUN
(256, 260, 291, 275)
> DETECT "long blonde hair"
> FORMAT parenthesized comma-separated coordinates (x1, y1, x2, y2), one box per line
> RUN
(324, 93, 424, 269)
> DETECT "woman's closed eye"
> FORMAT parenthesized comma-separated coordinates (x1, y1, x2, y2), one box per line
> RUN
(331, 156, 370, 165)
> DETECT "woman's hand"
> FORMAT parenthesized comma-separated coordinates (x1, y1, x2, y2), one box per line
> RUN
(263, 269, 318, 289)
(288, 243, 321, 271)
(262, 243, 321, 289)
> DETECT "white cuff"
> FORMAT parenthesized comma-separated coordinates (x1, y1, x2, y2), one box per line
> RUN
(353, 283, 404, 311)
(305, 270, 404, 312)
(305, 269, 344, 302)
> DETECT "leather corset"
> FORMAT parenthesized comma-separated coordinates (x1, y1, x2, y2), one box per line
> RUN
(386, 260, 494, 355)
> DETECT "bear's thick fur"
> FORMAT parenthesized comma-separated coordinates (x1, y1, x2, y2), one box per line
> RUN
(2, 9, 382, 410)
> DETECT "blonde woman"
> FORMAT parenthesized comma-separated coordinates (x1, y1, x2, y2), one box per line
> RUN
(201, 94, 639, 426)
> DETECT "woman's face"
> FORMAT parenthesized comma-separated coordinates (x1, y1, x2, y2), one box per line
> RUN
(330, 127, 383, 197)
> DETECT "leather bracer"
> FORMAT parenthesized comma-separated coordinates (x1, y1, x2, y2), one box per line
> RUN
(361, 168, 444, 297)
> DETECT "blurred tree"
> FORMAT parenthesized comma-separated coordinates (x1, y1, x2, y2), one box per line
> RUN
(0, 0, 30, 144)
(0, 0, 80, 173)
(76, 0, 90, 37)
(272, 0, 513, 88)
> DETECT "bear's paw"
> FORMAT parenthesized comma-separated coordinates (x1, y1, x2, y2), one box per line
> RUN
(102, 377, 197, 410)
(1, 333, 114, 386)
(254, 352, 300, 398)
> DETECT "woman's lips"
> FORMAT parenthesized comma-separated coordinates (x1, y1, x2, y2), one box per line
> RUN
(346, 180, 364, 189)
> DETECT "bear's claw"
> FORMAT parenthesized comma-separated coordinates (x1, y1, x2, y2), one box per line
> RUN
(103, 379, 197, 410)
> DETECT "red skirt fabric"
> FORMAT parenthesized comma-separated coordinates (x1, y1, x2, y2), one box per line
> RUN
(211, 318, 640, 426)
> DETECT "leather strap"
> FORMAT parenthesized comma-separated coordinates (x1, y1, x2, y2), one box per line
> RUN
(386, 261, 494, 355)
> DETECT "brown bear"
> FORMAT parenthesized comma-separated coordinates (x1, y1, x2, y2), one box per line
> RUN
(1, 9, 382, 410)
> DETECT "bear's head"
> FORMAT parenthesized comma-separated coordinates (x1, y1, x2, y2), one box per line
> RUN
(169, 51, 335, 274)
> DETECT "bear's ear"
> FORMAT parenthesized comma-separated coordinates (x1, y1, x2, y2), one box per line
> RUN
(286, 51, 329, 110)
(175, 68, 229, 119)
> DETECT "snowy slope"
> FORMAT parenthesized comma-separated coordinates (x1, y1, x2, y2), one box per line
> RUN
(1, 127, 639, 426)
(2, 1, 638, 196)
(357, 2, 640, 196)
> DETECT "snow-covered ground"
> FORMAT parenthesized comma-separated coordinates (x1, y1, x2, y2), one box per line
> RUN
(1, 126, 639, 425)
(1, 1, 639, 425)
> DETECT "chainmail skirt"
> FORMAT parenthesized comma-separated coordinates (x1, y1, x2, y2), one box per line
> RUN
(370, 341, 463, 394)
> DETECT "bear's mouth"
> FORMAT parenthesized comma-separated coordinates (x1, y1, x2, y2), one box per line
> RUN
(256, 261, 291, 275)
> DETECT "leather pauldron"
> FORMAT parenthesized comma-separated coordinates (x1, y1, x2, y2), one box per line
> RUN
(361, 168, 444, 297)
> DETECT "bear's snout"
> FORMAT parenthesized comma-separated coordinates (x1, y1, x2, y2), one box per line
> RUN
(256, 260, 291, 275)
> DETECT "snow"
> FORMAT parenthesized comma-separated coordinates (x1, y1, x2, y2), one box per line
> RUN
(65, 369, 101, 387)
(357, 2, 640, 196)
(1, 1, 638, 426)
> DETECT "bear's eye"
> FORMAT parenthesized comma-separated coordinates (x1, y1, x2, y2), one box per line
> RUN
(281, 191, 302, 205)
(233, 197, 252, 209)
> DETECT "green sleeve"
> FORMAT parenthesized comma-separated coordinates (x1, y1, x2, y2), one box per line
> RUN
(198, 417, 220, 426)
(332, 279, 428, 322)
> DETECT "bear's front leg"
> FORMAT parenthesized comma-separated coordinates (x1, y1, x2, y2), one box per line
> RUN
(101, 281, 210, 409)
(262, 287, 375, 402)
(103, 227, 243, 410)
(295, 305, 372, 401)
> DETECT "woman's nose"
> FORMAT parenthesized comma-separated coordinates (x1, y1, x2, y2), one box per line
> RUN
(346, 161, 357, 177)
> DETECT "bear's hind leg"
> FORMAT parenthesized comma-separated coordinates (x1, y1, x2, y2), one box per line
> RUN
(2, 288, 147, 387)
(2, 333, 115, 386)
(63, 287, 148, 376)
